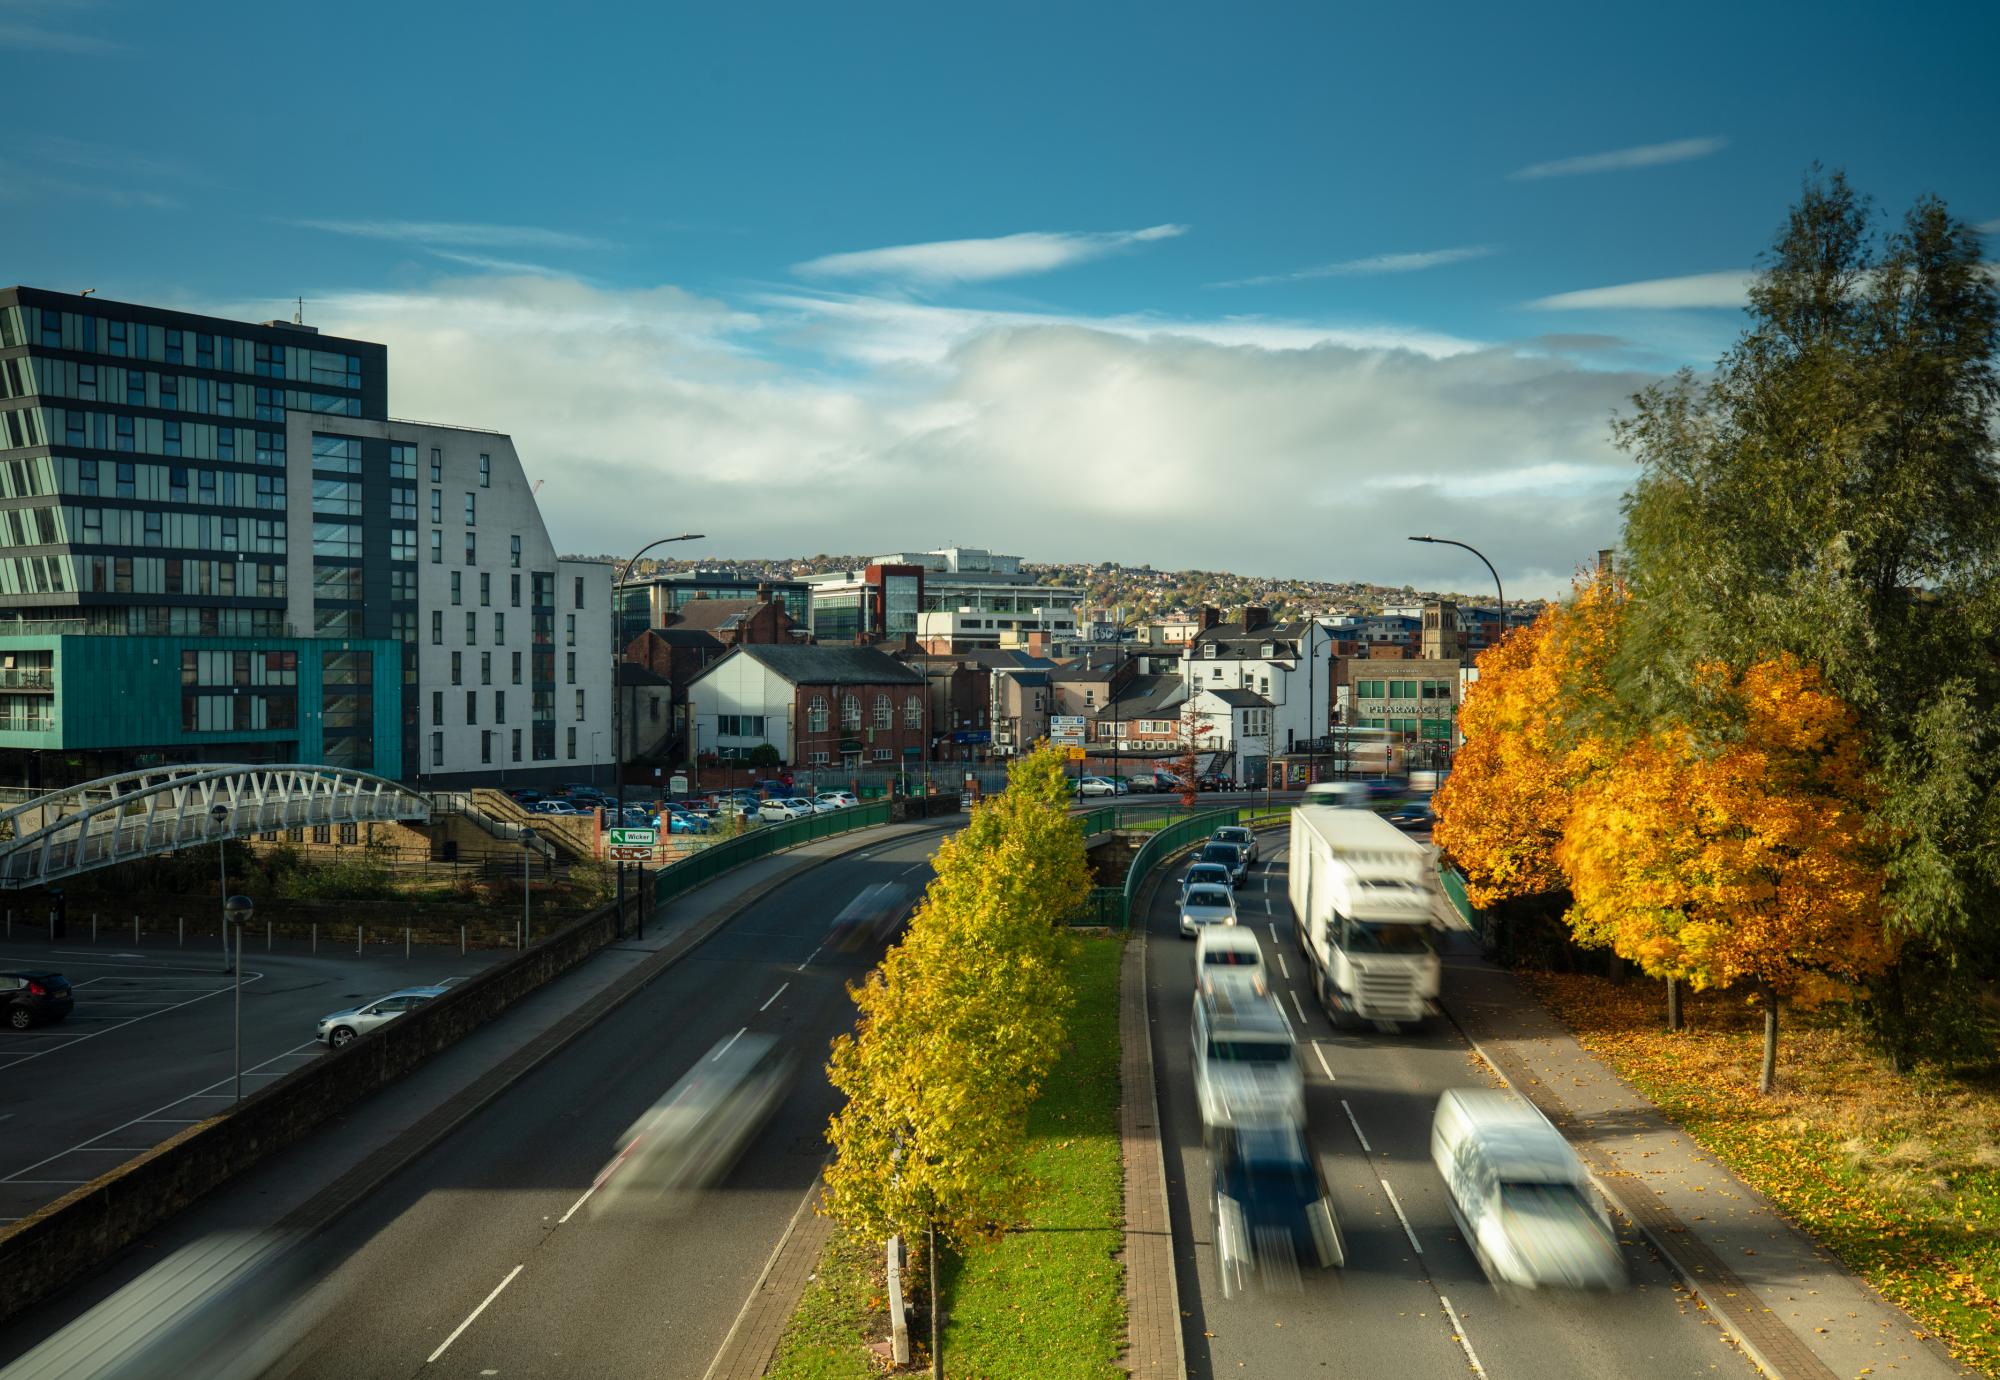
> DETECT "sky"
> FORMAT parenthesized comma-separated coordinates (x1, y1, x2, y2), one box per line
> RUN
(7, 0, 1998, 598)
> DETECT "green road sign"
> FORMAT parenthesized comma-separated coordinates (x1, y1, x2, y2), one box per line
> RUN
(608, 827, 658, 848)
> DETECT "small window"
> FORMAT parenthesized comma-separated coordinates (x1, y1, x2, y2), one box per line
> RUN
(479, 453, 491, 487)
(574, 575, 585, 608)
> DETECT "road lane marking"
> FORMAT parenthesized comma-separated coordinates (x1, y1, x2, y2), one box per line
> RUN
(758, 982, 790, 1012)
(710, 1027, 747, 1062)
(1263, 898, 1272, 916)
(1267, 923, 1278, 945)
(427, 1263, 524, 1364)
(559, 1140, 641, 1224)
(1288, 990, 1309, 1026)
(1381, 1179, 1423, 1254)
(1438, 1294, 1487, 1377)
(797, 943, 826, 971)
(1311, 1042, 1334, 1081)
(1340, 1099, 1372, 1153)
(1275, 952, 1289, 979)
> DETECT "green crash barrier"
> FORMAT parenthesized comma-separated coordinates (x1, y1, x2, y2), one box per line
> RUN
(652, 800, 896, 910)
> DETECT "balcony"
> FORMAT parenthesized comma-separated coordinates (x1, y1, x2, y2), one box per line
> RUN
(0, 713, 56, 733)
(0, 669, 54, 691)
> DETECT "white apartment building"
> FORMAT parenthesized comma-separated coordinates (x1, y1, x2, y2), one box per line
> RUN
(1182, 607, 1334, 766)
(1188, 687, 1278, 786)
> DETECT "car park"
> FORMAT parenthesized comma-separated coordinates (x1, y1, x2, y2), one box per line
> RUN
(2, 970, 74, 1030)
(1178, 882, 1238, 938)
(1431, 1088, 1625, 1290)
(1211, 1122, 1345, 1298)
(1211, 825, 1258, 865)
(1199, 840, 1249, 887)
(1190, 984, 1303, 1134)
(759, 798, 814, 822)
(1181, 861, 1233, 896)
(1194, 926, 1267, 996)
(315, 985, 448, 1049)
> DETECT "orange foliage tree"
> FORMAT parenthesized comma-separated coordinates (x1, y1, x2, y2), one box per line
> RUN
(1432, 569, 1624, 910)
(1558, 656, 1891, 1092)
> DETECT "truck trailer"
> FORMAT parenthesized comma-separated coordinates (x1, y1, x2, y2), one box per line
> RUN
(1287, 805, 1441, 1029)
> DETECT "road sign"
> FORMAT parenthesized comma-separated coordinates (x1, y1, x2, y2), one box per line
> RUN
(1050, 715, 1086, 746)
(608, 827, 658, 848)
(607, 844, 653, 862)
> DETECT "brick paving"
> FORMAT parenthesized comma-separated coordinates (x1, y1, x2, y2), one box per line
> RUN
(702, 1175, 836, 1380)
(1121, 903, 1186, 1378)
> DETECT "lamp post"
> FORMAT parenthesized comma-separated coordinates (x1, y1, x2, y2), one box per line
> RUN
(212, 804, 232, 976)
(1410, 534, 1504, 773)
(519, 826, 538, 950)
(612, 534, 705, 938)
(224, 893, 253, 1101)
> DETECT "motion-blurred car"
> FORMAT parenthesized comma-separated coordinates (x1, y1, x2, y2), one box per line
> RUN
(1198, 840, 1249, 887)
(827, 881, 915, 952)
(590, 1031, 795, 1218)
(315, 985, 447, 1048)
(1431, 1088, 1625, 1290)
(3, 969, 74, 1030)
(1211, 1122, 1345, 1298)
(1194, 927, 1267, 997)
(1178, 882, 1238, 939)
(1191, 984, 1303, 1134)
(1211, 825, 1258, 865)
(1387, 800, 1434, 832)
(1180, 861, 1233, 896)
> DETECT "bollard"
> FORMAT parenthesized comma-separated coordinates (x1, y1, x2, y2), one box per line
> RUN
(405, 927, 410, 959)
(134, 913, 140, 944)
(460, 924, 466, 956)
(311, 922, 317, 954)
(357, 925, 364, 955)
(179, 916, 184, 946)
(92, 912, 97, 944)
(267, 919, 272, 951)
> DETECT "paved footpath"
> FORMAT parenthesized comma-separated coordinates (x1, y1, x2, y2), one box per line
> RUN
(1440, 939, 1973, 1380)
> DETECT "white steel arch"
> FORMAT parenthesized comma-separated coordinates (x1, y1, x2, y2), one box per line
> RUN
(0, 764, 432, 889)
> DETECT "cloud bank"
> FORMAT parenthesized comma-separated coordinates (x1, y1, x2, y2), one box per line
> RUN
(793, 224, 1187, 286)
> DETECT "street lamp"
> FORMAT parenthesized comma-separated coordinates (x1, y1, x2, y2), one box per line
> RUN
(1408, 534, 1505, 651)
(519, 826, 538, 950)
(212, 804, 232, 976)
(612, 534, 705, 937)
(224, 893, 253, 1101)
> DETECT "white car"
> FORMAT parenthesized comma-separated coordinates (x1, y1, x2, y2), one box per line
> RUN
(815, 790, 859, 810)
(1076, 776, 1119, 798)
(1431, 1089, 1625, 1290)
(805, 795, 841, 815)
(315, 985, 447, 1049)
(1194, 926, 1267, 997)
(759, 798, 814, 822)
(533, 799, 584, 816)
(1191, 985, 1304, 1134)
(1178, 883, 1238, 938)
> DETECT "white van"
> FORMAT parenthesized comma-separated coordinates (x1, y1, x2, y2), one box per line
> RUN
(1430, 1089, 1624, 1290)
(1191, 985, 1303, 1135)
(1194, 926, 1267, 997)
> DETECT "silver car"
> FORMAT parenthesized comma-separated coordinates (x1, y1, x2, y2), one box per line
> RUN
(1191, 985, 1303, 1135)
(315, 985, 447, 1048)
(1178, 883, 1238, 938)
(1211, 825, 1258, 865)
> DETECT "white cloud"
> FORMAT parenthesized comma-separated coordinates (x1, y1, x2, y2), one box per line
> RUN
(1511, 137, 1728, 180)
(1213, 245, 1493, 288)
(1977, 218, 2000, 234)
(0, 23, 117, 53)
(289, 219, 611, 252)
(792, 224, 1187, 286)
(1527, 270, 1756, 311)
(286, 271, 1646, 598)
(427, 250, 571, 278)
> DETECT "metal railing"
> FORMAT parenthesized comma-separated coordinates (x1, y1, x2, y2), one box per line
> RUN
(652, 800, 894, 909)
(0, 669, 53, 689)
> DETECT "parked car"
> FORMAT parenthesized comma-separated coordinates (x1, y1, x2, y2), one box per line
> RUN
(815, 790, 860, 810)
(806, 796, 841, 815)
(1199, 840, 1249, 887)
(1178, 882, 1238, 939)
(1211, 825, 1259, 865)
(1194, 926, 1267, 997)
(1113, 774, 1156, 794)
(670, 797, 716, 817)
(2, 970, 74, 1030)
(1076, 775, 1120, 798)
(533, 799, 585, 816)
(1211, 1122, 1345, 1298)
(315, 985, 448, 1049)
(506, 788, 544, 807)
(759, 798, 814, 822)
(1181, 861, 1234, 896)
(1190, 984, 1303, 1134)
(665, 809, 712, 835)
(1198, 773, 1236, 792)
(1431, 1088, 1625, 1290)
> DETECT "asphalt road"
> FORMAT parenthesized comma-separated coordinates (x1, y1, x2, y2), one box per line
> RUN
(0, 935, 500, 1225)
(198, 829, 945, 1379)
(1148, 834, 1759, 1380)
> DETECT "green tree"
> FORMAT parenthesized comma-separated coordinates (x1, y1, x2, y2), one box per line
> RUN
(1613, 169, 2000, 1065)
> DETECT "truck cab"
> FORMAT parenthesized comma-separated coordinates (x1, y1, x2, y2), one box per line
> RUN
(1288, 805, 1442, 1030)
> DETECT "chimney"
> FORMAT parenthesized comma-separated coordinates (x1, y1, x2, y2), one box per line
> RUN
(1200, 605, 1221, 632)
(1597, 549, 1615, 574)
(1026, 629, 1048, 656)
(1243, 605, 1270, 631)
(757, 582, 773, 604)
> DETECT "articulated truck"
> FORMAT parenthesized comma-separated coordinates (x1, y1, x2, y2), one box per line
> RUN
(1288, 805, 1441, 1030)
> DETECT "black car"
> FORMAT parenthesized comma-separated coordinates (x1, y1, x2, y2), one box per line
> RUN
(3, 970, 74, 1030)
(1199, 841, 1248, 887)
(1210, 1123, 1344, 1297)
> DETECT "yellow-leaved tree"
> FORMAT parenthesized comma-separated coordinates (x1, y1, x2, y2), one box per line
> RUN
(823, 743, 1092, 1365)
(1558, 656, 1892, 1092)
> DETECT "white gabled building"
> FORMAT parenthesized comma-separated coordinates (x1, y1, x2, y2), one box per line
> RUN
(1182, 606, 1334, 769)
(1189, 687, 1278, 786)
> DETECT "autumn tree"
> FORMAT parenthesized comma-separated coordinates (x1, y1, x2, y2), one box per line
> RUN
(823, 744, 1092, 1367)
(1558, 657, 1891, 1092)
(1614, 170, 2000, 1064)
(1169, 696, 1215, 807)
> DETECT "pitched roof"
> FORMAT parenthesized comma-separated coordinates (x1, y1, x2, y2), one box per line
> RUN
(1201, 687, 1274, 708)
(1105, 674, 1188, 717)
(617, 662, 673, 688)
(643, 627, 726, 652)
(670, 598, 778, 634)
(698, 643, 925, 688)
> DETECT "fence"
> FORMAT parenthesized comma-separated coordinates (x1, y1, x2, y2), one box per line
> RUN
(652, 800, 894, 909)
(1069, 805, 1248, 930)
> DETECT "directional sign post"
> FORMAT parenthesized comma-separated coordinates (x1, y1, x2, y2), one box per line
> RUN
(607, 826, 658, 863)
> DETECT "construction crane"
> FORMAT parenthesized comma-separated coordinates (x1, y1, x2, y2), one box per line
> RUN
(531, 478, 545, 495)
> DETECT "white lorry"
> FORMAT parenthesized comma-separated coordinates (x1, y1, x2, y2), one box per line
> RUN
(1288, 805, 1441, 1029)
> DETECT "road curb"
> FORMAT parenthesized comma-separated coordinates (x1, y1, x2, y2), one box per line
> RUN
(1120, 861, 1187, 1380)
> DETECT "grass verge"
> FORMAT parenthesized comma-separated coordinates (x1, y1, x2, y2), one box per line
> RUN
(766, 933, 1128, 1379)
(1524, 973, 2000, 1373)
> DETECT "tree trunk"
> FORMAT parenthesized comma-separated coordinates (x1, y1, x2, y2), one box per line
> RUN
(929, 1222, 942, 1380)
(1759, 986, 1778, 1095)
(1607, 952, 1626, 984)
(1665, 976, 1682, 1032)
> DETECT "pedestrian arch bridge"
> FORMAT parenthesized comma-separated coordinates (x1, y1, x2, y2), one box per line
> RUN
(0, 764, 431, 889)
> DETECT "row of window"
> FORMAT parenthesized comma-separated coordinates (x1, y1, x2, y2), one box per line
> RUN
(1352, 679, 1454, 701)
(800, 748, 896, 765)
(796, 694, 924, 733)
(181, 650, 298, 688)
(46, 409, 286, 464)
(82, 554, 285, 599)
(5, 307, 363, 388)
(1350, 716, 1454, 740)
(182, 691, 297, 733)
(447, 569, 537, 609)
(443, 648, 577, 686)
(72, 457, 286, 509)
(23, 358, 357, 418)
(430, 725, 575, 768)
(70, 508, 287, 555)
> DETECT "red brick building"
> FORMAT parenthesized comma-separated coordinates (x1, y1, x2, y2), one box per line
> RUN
(667, 588, 799, 646)
(687, 644, 927, 773)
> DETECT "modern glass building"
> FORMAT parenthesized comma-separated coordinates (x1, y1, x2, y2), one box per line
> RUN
(615, 569, 810, 645)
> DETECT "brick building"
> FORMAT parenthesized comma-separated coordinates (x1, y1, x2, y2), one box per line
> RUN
(687, 643, 926, 772)
(666, 588, 799, 646)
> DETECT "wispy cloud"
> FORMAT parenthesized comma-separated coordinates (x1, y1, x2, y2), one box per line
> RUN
(19, 133, 188, 182)
(0, 23, 118, 54)
(1977, 218, 2000, 235)
(427, 250, 572, 279)
(792, 224, 1187, 286)
(289, 219, 612, 253)
(1212, 245, 1493, 289)
(0, 163, 177, 209)
(1511, 137, 1728, 181)
(1527, 270, 1755, 311)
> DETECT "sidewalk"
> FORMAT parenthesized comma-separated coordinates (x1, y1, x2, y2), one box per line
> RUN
(1439, 939, 1972, 1380)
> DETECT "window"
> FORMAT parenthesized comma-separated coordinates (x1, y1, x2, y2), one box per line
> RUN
(904, 697, 922, 726)
(510, 534, 521, 569)
(430, 490, 442, 524)
(390, 487, 416, 521)
(575, 688, 586, 722)
(389, 443, 416, 479)
(565, 651, 576, 683)
(565, 614, 575, 646)
(717, 714, 768, 737)
(450, 571, 462, 606)
(841, 695, 861, 729)
(466, 691, 478, 724)
(450, 652, 462, 685)
(574, 575, 585, 609)
(431, 610, 444, 644)
(1388, 680, 1417, 701)
(511, 728, 522, 762)
(809, 751, 830, 766)
(567, 727, 577, 759)
(464, 492, 475, 525)
(510, 573, 521, 606)
(479, 572, 490, 607)
(431, 731, 443, 767)
(512, 651, 523, 684)
(464, 531, 476, 565)
(431, 690, 444, 725)
(808, 696, 829, 732)
(481, 731, 493, 765)
(430, 530, 442, 564)
(873, 748, 892, 762)
(479, 453, 491, 487)
(493, 611, 505, 643)
(429, 447, 441, 483)
(495, 690, 505, 723)
(391, 527, 416, 562)
(480, 652, 492, 686)
(873, 694, 891, 728)
(1356, 679, 1385, 700)
(466, 611, 477, 645)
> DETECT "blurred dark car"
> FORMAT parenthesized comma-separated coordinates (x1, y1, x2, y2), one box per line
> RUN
(827, 881, 915, 952)
(1210, 1122, 1344, 1298)
(1198, 773, 1236, 792)
(3, 970, 74, 1030)
(1387, 799, 1434, 832)
(1199, 841, 1249, 887)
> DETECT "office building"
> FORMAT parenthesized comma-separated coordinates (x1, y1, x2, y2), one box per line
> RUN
(803, 562, 924, 643)
(865, 548, 1080, 650)
(616, 569, 810, 645)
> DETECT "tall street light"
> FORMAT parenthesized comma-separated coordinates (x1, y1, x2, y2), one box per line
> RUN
(212, 804, 232, 976)
(612, 534, 705, 938)
(224, 893, 253, 1101)
(1409, 534, 1505, 771)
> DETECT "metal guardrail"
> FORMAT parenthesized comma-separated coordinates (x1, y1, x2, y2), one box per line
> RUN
(1438, 862, 1477, 927)
(1069, 805, 1251, 930)
(652, 800, 894, 909)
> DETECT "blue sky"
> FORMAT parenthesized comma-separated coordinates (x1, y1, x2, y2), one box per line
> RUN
(8, 0, 1997, 596)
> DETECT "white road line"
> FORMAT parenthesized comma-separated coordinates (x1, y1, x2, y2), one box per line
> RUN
(1263, 898, 1272, 916)
(558, 1141, 639, 1225)
(1267, 922, 1278, 945)
(1288, 990, 1308, 1026)
(796, 943, 825, 971)
(1275, 952, 1289, 980)
(1439, 1294, 1487, 1376)
(1340, 1099, 1372, 1153)
(1381, 1179, 1423, 1254)
(758, 982, 789, 1012)
(426, 1263, 524, 1364)
(1311, 1042, 1334, 1081)
(710, 1027, 747, 1062)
